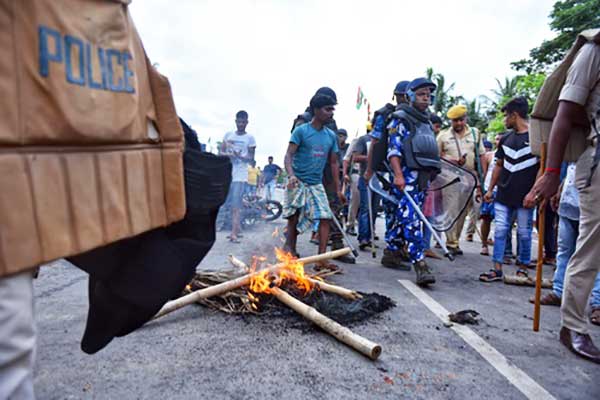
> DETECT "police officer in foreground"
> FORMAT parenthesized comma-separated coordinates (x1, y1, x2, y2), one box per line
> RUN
(384, 78, 441, 286)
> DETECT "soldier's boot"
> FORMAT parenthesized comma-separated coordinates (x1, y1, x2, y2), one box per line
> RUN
(331, 239, 356, 264)
(380, 248, 411, 271)
(414, 260, 435, 286)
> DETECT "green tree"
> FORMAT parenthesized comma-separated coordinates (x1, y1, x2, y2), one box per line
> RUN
(465, 97, 493, 133)
(492, 77, 519, 102)
(515, 73, 546, 106)
(425, 67, 456, 116)
(512, 0, 600, 72)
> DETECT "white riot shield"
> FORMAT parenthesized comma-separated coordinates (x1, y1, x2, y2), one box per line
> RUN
(368, 159, 477, 232)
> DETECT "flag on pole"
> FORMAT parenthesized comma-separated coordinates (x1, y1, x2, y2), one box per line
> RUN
(356, 86, 364, 110)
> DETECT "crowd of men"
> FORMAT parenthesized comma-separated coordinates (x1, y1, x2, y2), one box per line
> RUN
(270, 34, 600, 365)
(1, 8, 598, 398)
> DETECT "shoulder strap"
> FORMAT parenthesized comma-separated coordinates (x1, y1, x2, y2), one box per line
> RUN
(471, 128, 484, 184)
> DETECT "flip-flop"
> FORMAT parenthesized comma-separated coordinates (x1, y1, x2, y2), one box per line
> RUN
(479, 269, 503, 282)
(516, 268, 529, 278)
(229, 237, 241, 243)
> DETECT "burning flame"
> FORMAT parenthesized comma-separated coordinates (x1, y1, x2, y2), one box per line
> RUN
(248, 248, 314, 297)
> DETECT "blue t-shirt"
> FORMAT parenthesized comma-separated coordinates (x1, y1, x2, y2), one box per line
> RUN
(263, 163, 281, 184)
(290, 123, 338, 185)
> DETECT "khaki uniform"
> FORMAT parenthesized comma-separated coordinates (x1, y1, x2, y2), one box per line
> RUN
(560, 42, 600, 334)
(437, 126, 485, 248)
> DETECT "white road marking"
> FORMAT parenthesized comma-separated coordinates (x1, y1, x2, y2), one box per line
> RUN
(398, 280, 556, 400)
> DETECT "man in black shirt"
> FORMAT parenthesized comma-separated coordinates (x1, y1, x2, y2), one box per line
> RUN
(480, 97, 539, 282)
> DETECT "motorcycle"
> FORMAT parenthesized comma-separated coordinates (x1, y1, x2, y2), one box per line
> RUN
(217, 193, 283, 231)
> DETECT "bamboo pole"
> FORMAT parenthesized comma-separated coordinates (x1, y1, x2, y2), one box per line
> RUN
(153, 248, 352, 320)
(310, 279, 363, 301)
(228, 255, 363, 301)
(227, 254, 249, 271)
(270, 287, 382, 360)
(533, 143, 547, 332)
(503, 275, 552, 289)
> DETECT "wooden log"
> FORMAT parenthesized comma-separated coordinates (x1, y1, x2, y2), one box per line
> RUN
(153, 248, 352, 320)
(270, 287, 382, 360)
(228, 255, 363, 301)
(503, 275, 552, 289)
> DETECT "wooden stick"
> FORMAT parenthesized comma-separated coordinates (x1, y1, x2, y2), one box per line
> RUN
(533, 143, 547, 332)
(310, 279, 363, 301)
(228, 255, 363, 301)
(503, 275, 552, 289)
(270, 287, 382, 360)
(227, 254, 249, 271)
(153, 248, 352, 320)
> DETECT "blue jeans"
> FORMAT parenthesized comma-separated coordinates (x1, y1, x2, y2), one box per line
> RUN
(553, 216, 600, 308)
(265, 180, 276, 200)
(492, 202, 533, 266)
(357, 177, 377, 242)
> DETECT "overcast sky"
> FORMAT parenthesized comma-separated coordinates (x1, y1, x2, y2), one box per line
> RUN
(130, 0, 555, 167)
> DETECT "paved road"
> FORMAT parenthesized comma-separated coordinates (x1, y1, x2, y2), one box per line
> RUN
(33, 218, 599, 399)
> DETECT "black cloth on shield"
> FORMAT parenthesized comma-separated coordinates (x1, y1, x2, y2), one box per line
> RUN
(68, 136, 232, 354)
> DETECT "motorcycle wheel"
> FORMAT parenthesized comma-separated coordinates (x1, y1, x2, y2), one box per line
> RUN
(261, 200, 283, 221)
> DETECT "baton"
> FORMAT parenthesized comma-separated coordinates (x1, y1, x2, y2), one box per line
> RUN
(329, 210, 359, 257)
(366, 186, 377, 258)
(369, 174, 454, 261)
(401, 188, 454, 261)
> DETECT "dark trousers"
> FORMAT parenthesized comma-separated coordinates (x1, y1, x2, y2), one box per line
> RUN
(544, 205, 558, 259)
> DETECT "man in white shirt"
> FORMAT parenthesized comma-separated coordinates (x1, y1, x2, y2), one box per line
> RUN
(220, 110, 256, 242)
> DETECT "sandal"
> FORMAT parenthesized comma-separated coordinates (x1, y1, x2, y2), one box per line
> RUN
(313, 262, 342, 274)
(479, 269, 503, 282)
(229, 237, 241, 243)
(480, 246, 489, 256)
(591, 308, 600, 326)
(516, 268, 529, 278)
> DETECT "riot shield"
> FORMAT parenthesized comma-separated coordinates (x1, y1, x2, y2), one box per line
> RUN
(368, 159, 476, 232)
(425, 159, 477, 232)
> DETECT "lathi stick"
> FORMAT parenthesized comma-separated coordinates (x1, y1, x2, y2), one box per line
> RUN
(270, 287, 381, 360)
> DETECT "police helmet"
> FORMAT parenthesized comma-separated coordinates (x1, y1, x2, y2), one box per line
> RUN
(393, 80, 410, 95)
(407, 77, 437, 104)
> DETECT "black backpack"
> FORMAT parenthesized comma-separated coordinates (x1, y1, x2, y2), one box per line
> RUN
(370, 103, 397, 171)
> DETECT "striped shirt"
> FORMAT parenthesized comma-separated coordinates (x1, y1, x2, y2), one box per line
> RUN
(495, 131, 539, 208)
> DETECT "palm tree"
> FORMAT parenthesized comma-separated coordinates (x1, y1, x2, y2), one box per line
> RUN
(424, 67, 456, 116)
(492, 77, 519, 101)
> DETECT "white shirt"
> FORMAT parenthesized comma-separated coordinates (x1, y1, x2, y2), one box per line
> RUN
(223, 131, 256, 182)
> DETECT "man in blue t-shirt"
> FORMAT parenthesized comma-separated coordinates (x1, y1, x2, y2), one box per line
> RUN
(283, 93, 344, 271)
(262, 156, 282, 200)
